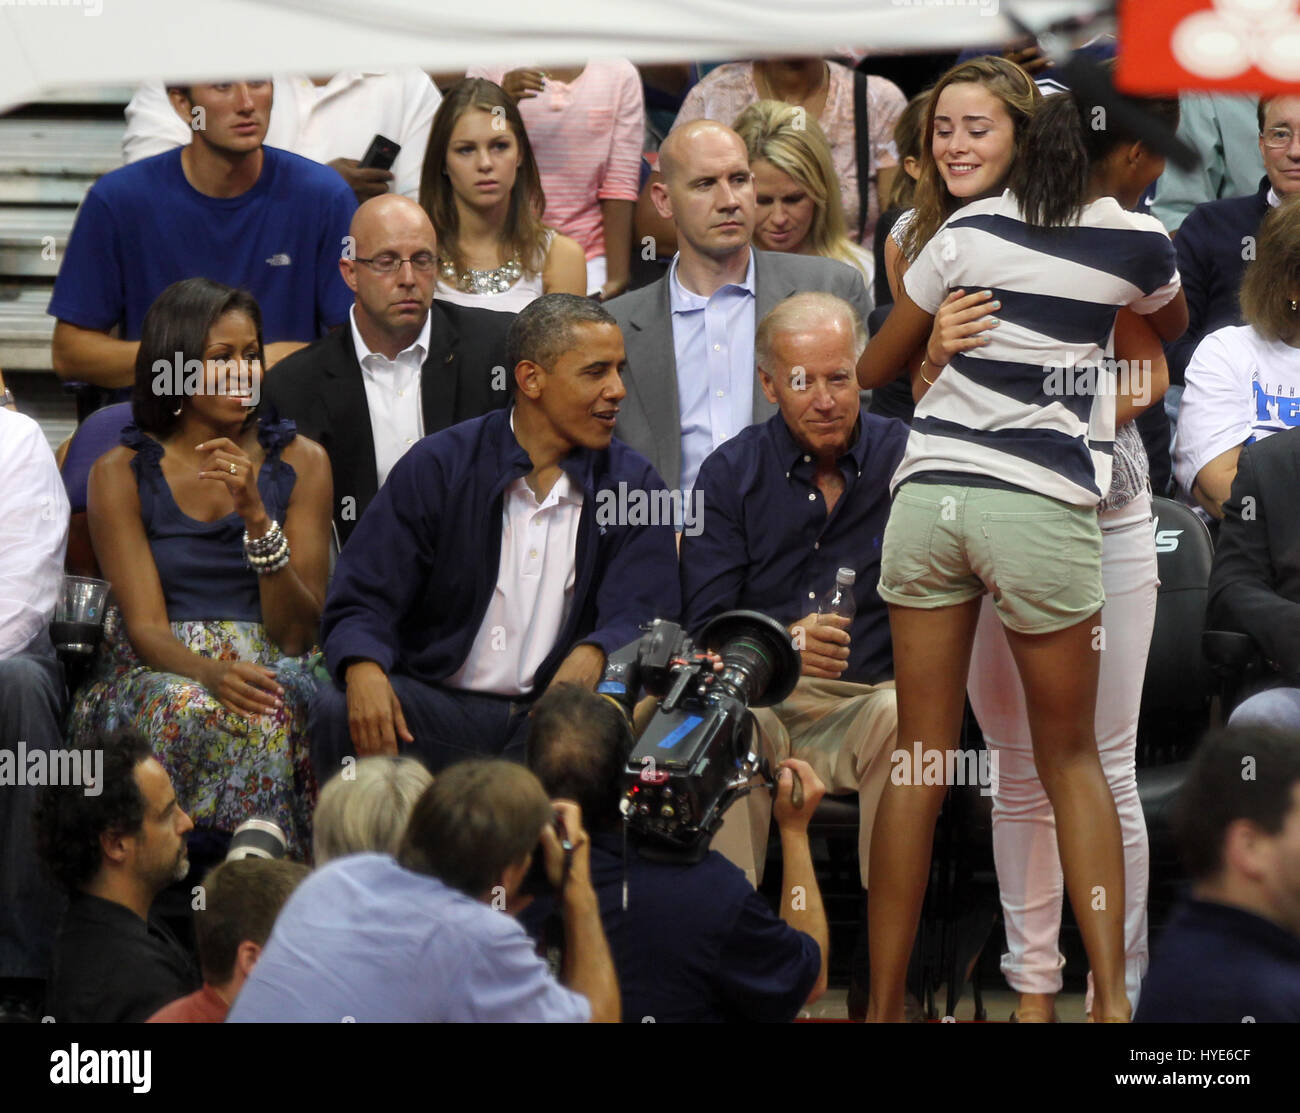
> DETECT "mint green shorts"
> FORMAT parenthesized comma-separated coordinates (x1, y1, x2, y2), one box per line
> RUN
(878, 482, 1104, 634)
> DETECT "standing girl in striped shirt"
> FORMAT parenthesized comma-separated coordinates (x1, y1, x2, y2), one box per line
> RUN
(857, 64, 1184, 1023)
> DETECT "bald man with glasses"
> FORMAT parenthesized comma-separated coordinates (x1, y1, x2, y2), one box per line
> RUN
(264, 195, 516, 548)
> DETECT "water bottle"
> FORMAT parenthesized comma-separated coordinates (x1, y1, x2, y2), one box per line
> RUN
(816, 567, 857, 622)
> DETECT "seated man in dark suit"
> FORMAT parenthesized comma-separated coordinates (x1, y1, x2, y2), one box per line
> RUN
(1136, 726, 1300, 1022)
(1165, 93, 1300, 386)
(33, 732, 200, 1023)
(606, 119, 872, 498)
(310, 294, 680, 783)
(524, 685, 827, 1023)
(264, 193, 514, 547)
(1207, 426, 1300, 730)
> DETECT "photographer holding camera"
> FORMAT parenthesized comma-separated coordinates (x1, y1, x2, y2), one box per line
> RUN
(228, 760, 619, 1022)
(525, 684, 828, 1022)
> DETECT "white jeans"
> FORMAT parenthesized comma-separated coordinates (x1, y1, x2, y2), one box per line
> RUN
(967, 489, 1157, 1010)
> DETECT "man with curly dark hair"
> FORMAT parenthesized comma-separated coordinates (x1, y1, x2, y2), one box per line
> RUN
(34, 732, 200, 1022)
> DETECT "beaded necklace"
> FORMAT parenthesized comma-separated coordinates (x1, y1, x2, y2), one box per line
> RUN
(439, 254, 523, 295)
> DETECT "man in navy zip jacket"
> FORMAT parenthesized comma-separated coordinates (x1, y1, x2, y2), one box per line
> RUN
(309, 294, 680, 782)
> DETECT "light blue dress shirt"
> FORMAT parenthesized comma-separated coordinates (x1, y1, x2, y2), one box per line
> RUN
(669, 250, 757, 495)
(226, 854, 591, 1022)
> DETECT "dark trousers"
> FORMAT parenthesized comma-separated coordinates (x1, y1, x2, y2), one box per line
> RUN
(309, 675, 534, 786)
(0, 651, 68, 980)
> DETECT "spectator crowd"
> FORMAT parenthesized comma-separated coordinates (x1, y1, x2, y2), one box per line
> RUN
(2, 41, 1300, 1027)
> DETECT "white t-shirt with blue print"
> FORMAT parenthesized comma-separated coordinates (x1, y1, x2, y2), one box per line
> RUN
(1174, 324, 1300, 497)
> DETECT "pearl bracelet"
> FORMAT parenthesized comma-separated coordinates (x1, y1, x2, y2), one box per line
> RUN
(244, 519, 284, 558)
(251, 545, 291, 575)
(245, 524, 290, 575)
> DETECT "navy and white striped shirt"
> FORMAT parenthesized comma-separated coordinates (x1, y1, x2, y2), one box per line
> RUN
(898, 190, 1179, 508)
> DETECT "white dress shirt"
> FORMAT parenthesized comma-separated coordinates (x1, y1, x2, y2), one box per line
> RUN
(122, 70, 442, 200)
(349, 305, 430, 488)
(0, 409, 70, 658)
(445, 414, 583, 696)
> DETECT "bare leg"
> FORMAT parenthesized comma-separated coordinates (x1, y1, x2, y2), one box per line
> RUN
(1014, 991, 1058, 1022)
(1003, 613, 1129, 1021)
(866, 598, 982, 1021)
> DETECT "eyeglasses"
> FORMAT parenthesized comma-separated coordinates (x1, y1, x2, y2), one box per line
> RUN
(1262, 127, 1297, 149)
(354, 252, 437, 273)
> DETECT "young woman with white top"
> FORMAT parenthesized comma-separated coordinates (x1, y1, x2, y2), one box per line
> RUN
(418, 79, 586, 313)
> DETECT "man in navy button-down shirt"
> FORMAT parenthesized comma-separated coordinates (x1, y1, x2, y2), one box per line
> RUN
(681, 293, 906, 913)
(310, 295, 681, 783)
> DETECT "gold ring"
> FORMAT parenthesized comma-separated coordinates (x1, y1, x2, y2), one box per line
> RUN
(229, 463, 237, 475)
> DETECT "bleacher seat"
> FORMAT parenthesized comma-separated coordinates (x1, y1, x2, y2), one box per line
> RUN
(0, 101, 127, 450)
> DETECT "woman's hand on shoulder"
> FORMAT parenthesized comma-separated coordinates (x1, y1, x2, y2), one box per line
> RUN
(544, 233, 589, 296)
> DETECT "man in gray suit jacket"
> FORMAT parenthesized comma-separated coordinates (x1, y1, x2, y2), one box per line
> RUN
(606, 119, 873, 495)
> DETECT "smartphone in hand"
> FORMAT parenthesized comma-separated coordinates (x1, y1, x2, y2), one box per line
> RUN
(359, 134, 401, 172)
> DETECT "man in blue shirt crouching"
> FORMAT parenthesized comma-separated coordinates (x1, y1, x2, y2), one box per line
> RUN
(229, 760, 619, 1022)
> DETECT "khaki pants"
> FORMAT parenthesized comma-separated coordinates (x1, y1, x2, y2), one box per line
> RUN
(710, 677, 898, 889)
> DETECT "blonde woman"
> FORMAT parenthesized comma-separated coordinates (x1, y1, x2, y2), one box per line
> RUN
(313, 756, 434, 865)
(732, 100, 873, 285)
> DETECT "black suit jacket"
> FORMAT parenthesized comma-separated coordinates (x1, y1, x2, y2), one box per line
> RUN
(263, 301, 514, 545)
(1166, 177, 1271, 386)
(1207, 426, 1300, 677)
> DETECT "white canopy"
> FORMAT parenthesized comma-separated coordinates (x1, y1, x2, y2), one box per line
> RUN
(0, 0, 1104, 111)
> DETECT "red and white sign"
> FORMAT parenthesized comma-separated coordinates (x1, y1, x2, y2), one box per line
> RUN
(1119, 0, 1300, 94)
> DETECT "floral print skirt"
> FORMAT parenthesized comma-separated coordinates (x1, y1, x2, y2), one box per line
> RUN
(67, 608, 323, 860)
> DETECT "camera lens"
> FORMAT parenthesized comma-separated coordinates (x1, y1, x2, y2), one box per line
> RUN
(717, 635, 776, 704)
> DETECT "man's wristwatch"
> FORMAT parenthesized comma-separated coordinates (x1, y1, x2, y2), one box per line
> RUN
(1, 388, 15, 409)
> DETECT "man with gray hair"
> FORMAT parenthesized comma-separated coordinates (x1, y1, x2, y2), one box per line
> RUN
(312, 756, 433, 865)
(680, 292, 907, 1018)
(310, 293, 680, 782)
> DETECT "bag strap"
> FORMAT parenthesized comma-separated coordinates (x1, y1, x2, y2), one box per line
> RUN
(853, 69, 870, 243)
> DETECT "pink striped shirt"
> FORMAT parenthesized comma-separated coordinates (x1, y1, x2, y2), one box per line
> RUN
(467, 61, 645, 260)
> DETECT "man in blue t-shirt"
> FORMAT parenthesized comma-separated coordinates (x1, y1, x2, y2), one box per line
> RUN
(49, 80, 356, 392)
(523, 685, 827, 1022)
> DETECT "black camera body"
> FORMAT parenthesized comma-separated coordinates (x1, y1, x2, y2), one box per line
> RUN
(520, 810, 574, 896)
(598, 610, 800, 859)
